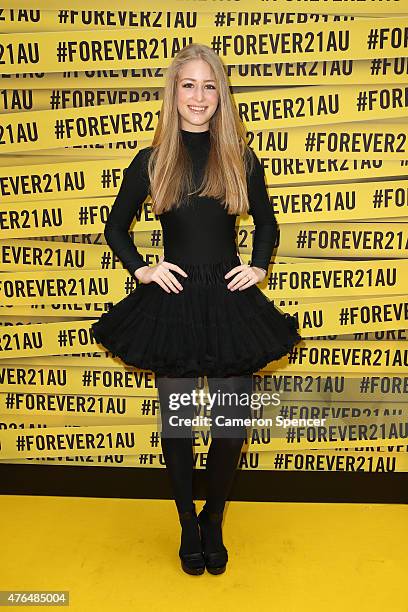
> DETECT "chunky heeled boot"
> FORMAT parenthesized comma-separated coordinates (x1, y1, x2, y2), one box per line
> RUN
(178, 504, 205, 575)
(197, 507, 228, 575)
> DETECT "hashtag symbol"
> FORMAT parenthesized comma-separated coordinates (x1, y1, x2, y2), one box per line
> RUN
(56, 41, 68, 62)
(6, 393, 14, 409)
(267, 272, 278, 290)
(100, 252, 111, 269)
(305, 132, 316, 152)
(150, 431, 159, 447)
(214, 12, 226, 26)
(354, 332, 363, 340)
(279, 405, 289, 417)
(141, 399, 151, 415)
(360, 377, 370, 393)
(82, 370, 92, 386)
(139, 453, 148, 464)
(370, 58, 383, 76)
(124, 277, 136, 294)
(286, 428, 296, 443)
(54, 119, 65, 139)
(101, 169, 112, 188)
(151, 229, 161, 247)
(372, 189, 384, 209)
(367, 29, 379, 50)
(50, 90, 61, 110)
(58, 10, 69, 23)
(274, 453, 284, 468)
(356, 90, 368, 112)
(78, 206, 89, 225)
(16, 435, 26, 451)
(296, 230, 307, 249)
(287, 346, 298, 364)
(339, 307, 349, 326)
(211, 35, 222, 54)
(58, 330, 67, 346)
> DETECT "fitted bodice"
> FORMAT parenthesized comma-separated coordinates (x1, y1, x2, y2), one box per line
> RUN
(159, 129, 237, 265)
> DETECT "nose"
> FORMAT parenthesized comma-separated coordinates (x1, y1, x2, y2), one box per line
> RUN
(193, 85, 205, 103)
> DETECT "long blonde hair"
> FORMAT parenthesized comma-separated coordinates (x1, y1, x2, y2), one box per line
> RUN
(148, 43, 254, 215)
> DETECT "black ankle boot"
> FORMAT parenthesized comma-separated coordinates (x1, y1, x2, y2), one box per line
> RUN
(197, 507, 228, 575)
(178, 504, 205, 575)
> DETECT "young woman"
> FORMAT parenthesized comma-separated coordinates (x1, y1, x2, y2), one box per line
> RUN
(91, 43, 301, 576)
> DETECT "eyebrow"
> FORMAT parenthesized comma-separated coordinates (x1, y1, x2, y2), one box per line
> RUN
(180, 78, 216, 83)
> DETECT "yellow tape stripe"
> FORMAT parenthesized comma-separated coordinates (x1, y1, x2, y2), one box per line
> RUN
(2, 449, 407, 472)
(0, 18, 407, 75)
(2, 56, 408, 88)
(238, 223, 408, 258)
(0, 360, 404, 394)
(0, 10, 369, 34)
(18, 128, 407, 160)
(247, 121, 408, 160)
(0, 392, 159, 418)
(0, 241, 321, 270)
(0, 421, 406, 459)
(0, 362, 159, 395)
(0, 1, 404, 15)
(285, 294, 408, 335)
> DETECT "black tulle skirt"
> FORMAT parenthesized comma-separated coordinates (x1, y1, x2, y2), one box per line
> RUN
(90, 255, 302, 377)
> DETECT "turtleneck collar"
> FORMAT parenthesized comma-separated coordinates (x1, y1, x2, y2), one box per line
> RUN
(181, 128, 210, 146)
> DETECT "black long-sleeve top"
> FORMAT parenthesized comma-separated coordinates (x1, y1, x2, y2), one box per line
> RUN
(104, 128, 278, 276)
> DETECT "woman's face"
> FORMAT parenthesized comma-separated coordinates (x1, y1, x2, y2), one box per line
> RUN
(176, 58, 219, 132)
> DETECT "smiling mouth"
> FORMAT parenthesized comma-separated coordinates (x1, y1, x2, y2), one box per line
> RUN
(188, 105, 207, 113)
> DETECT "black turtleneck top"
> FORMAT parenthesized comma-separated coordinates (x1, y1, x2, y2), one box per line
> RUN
(104, 128, 278, 275)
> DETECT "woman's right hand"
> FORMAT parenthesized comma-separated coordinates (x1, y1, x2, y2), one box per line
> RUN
(134, 256, 188, 293)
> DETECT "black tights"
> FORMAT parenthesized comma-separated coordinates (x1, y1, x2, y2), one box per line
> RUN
(157, 374, 253, 515)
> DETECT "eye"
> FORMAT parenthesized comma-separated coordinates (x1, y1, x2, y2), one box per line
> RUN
(182, 83, 216, 89)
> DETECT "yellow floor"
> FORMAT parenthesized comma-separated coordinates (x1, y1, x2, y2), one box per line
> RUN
(1, 495, 407, 612)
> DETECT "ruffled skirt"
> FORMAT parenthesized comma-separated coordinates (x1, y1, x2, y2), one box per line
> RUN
(90, 256, 302, 377)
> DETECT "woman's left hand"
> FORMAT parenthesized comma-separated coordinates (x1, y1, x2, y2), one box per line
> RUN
(225, 263, 267, 291)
